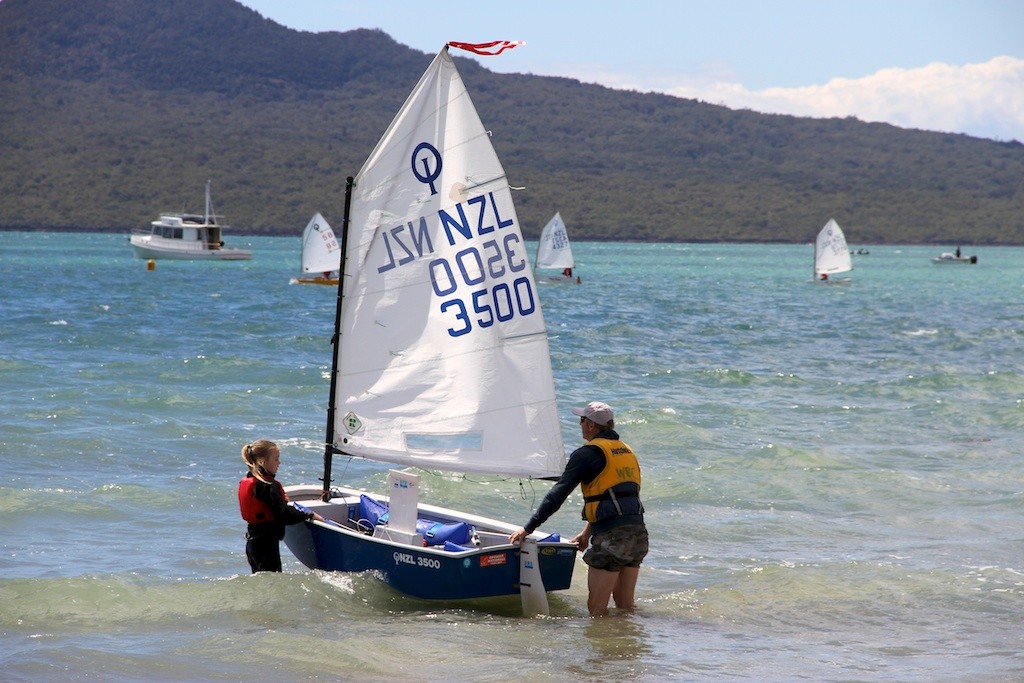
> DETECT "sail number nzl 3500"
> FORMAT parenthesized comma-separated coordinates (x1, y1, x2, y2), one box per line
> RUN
(394, 551, 441, 569)
(432, 235, 537, 338)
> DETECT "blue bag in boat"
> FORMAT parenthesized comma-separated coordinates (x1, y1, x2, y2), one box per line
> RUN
(416, 519, 472, 546)
(359, 494, 389, 526)
(443, 540, 476, 552)
(359, 494, 471, 545)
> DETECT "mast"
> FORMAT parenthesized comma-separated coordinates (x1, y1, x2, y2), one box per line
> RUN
(204, 180, 212, 224)
(320, 176, 354, 500)
(535, 218, 547, 270)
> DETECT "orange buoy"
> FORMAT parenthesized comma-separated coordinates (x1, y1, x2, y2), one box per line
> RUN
(146, 259, 156, 271)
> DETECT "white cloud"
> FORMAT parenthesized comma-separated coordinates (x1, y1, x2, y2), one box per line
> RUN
(664, 56, 1024, 143)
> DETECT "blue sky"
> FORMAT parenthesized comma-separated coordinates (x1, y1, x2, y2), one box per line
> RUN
(236, 0, 1023, 142)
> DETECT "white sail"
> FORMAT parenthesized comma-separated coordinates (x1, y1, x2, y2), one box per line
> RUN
(534, 212, 574, 271)
(814, 218, 852, 276)
(333, 48, 565, 478)
(300, 213, 340, 274)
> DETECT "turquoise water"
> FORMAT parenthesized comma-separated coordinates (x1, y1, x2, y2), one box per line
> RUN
(1, 232, 1021, 681)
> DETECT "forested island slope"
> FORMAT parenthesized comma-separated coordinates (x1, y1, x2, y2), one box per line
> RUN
(1, 0, 1021, 243)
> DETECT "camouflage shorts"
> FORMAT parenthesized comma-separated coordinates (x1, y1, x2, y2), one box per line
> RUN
(583, 524, 649, 571)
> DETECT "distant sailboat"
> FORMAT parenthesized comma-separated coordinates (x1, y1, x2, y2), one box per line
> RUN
(813, 218, 852, 283)
(534, 212, 578, 282)
(292, 213, 340, 285)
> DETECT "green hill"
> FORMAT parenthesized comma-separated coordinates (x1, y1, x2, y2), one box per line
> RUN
(1, 0, 1022, 243)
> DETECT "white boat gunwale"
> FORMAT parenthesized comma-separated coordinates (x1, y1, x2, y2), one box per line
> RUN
(285, 484, 571, 564)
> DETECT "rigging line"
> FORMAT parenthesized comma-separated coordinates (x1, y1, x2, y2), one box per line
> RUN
(517, 478, 539, 509)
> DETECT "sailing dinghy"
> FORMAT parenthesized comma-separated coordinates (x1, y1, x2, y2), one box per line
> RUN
(813, 218, 852, 283)
(534, 212, 577, 282)
(281, 43, 577, 611)
(292, 212, 340, 285)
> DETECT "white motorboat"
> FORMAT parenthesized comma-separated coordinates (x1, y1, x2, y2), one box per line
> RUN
(130, 181, 251, 260)
(931, 249, 977, 264)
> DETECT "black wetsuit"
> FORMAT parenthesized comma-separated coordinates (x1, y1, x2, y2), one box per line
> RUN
(241, 472, 311, 573)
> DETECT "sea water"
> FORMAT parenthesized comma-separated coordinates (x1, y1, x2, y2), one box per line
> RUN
(0, 232, 1021, 682)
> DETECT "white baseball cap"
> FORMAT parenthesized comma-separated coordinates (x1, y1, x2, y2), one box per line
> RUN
(571, 401, 614, 427)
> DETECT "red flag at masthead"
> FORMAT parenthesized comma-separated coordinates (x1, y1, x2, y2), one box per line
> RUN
(447, 40, 525, 56)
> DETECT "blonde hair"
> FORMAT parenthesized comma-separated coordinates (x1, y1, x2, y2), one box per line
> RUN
(241, 439, 278, 484)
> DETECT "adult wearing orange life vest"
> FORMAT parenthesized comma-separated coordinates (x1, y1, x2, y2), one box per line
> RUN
(238, 439, 324, 573)
(509, 401, 648, 617)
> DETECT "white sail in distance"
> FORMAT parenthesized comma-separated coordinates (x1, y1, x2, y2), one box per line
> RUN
(535, 212, 574, 271)
(814, 218, 852, 276)
(300, 213, 340, 274)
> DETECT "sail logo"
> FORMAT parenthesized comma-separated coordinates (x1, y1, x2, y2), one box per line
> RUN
(343, 411, 362, 434)
(411, 142, 443, 195)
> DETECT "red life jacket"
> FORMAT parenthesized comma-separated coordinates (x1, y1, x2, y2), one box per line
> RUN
(238, 476, 285, 524)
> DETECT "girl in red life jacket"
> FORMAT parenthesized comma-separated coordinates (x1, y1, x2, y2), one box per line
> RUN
(238, 439, 323, 573)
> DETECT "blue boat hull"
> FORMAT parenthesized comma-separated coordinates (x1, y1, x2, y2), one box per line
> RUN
(282, 488, 578, 601)
(285, 521, 577, 600)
